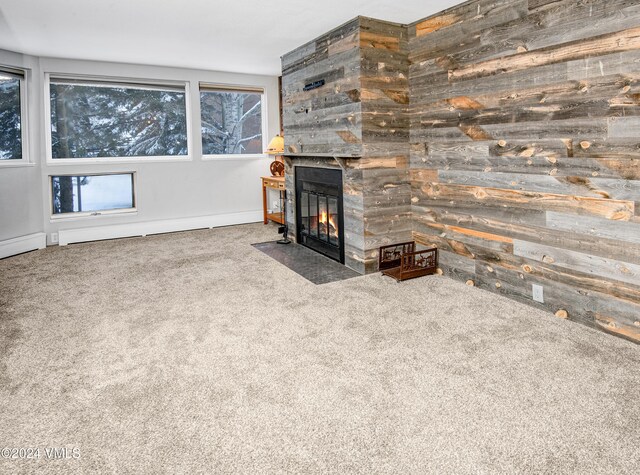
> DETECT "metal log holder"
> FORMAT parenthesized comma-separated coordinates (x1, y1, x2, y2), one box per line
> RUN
(378, 241, 438, 282)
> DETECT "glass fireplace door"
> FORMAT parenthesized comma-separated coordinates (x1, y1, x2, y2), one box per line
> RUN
(295, 166, 344, 263)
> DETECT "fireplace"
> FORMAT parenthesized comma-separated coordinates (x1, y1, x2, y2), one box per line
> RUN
(295, 166, 344, 264)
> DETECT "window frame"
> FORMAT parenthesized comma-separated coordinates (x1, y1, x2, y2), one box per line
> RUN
(199, 83, 268, 161)
(44, 73, 193, 165)
(49, 171, 138, 220)
(0, 65, 30, 167)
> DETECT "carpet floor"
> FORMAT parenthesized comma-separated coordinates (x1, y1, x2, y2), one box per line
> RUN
(0, 223, 638, 474)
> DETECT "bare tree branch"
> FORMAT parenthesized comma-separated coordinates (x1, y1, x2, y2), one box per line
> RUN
(233, 133, 262, 153)
(229, 98, 260, 140)
(236, 133, 261, 145)
(200, 119, 228, 138)
(238, 101, 261, 125)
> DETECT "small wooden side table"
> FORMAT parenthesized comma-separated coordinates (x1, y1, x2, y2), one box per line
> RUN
(261, 176, 286, 225)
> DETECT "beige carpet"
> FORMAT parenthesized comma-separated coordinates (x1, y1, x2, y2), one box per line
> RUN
(1, 223, 639, 474)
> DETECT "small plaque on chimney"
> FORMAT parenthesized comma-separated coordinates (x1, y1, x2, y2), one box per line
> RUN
(303, 79, 325, 91)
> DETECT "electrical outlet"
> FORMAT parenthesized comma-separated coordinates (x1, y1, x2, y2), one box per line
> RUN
(50, 232, 59, 244)
(532, 284, 544, 303)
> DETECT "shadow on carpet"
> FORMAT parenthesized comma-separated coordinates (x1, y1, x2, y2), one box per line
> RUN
(252, 241, 360, 285)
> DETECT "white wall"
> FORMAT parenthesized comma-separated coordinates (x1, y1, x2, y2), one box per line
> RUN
(0, 50, 279, 249)
(0, 49, 44, 242)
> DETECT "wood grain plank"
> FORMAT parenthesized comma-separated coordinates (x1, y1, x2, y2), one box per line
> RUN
(513, 240, 640, 287)
(413, 182, 635, 220)
(438, 170, 640, 201)
(416, 204, 640, 265)
(446, 1, 640, 71)
(546, 211, 640, 245)
(450, 27, 640, 82)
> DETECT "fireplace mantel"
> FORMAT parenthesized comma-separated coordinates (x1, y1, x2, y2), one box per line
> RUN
(283, 153, 361, 159)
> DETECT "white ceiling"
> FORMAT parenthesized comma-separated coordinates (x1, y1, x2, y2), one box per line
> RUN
(0, 0, 462, 76)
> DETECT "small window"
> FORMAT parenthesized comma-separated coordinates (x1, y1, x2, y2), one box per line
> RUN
(200, 84, 264, 156)
(51, 173, 135, 216)
(0, 67, 26, 161)
(49, 77, 189, 160)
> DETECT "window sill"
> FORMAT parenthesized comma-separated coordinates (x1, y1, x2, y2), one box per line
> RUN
(50, 208, 138, 222)
(202, 154, 268, 162)
(46, 156, 192, 165)
(0, 161, 36, 168)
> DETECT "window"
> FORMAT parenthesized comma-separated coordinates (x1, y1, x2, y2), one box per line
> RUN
(0, 67, 26, 161)
(200, 84, 264, 156)
(48, 77, 189, 160)
(51, 173, 135, 216)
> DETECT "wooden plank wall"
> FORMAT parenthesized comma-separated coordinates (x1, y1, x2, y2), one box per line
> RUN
(359, 18, 412, 272)
(282, 17, 412, 273)
(281, 18, 362, 157)
(281, 18, 367, 272)
(409, 0, 640, 343)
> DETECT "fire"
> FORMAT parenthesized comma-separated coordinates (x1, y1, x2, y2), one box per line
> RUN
(319, 211, 338, 237)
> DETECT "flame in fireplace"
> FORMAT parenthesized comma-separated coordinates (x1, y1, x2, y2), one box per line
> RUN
(319, 211, 339, 238)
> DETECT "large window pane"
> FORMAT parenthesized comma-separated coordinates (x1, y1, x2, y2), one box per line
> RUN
(0, 74, 22, 160)
(50, 80, 188, 159)
(51, 174, 135, 215)
(200, 89, 263, 155)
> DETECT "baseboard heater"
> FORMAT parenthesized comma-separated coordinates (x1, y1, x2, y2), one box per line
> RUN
(0, 232, 47, 259)
(58, 211, 263, 246)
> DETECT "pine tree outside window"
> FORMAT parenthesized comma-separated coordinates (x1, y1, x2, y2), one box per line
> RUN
(47, 77, 190, 160)
(0, 66, 27, 163)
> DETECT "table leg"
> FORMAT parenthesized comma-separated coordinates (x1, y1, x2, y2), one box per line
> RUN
(262, 183, 268, 224)
(279, 190, 285, 225)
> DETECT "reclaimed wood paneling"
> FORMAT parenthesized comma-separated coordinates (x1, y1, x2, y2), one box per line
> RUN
(282, 18, 362, 157)
(410, 0, 640, 343)
(281, 1, 640, 342)
(282, 17, 411, 274)
(359, 17, 412, 272)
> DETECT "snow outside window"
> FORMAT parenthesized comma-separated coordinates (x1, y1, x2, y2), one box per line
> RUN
(51, 173, 135, 216)
(48, 77, 189, 159)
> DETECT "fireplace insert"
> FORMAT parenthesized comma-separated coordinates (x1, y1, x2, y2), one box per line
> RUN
(295, 166, 344, 263)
